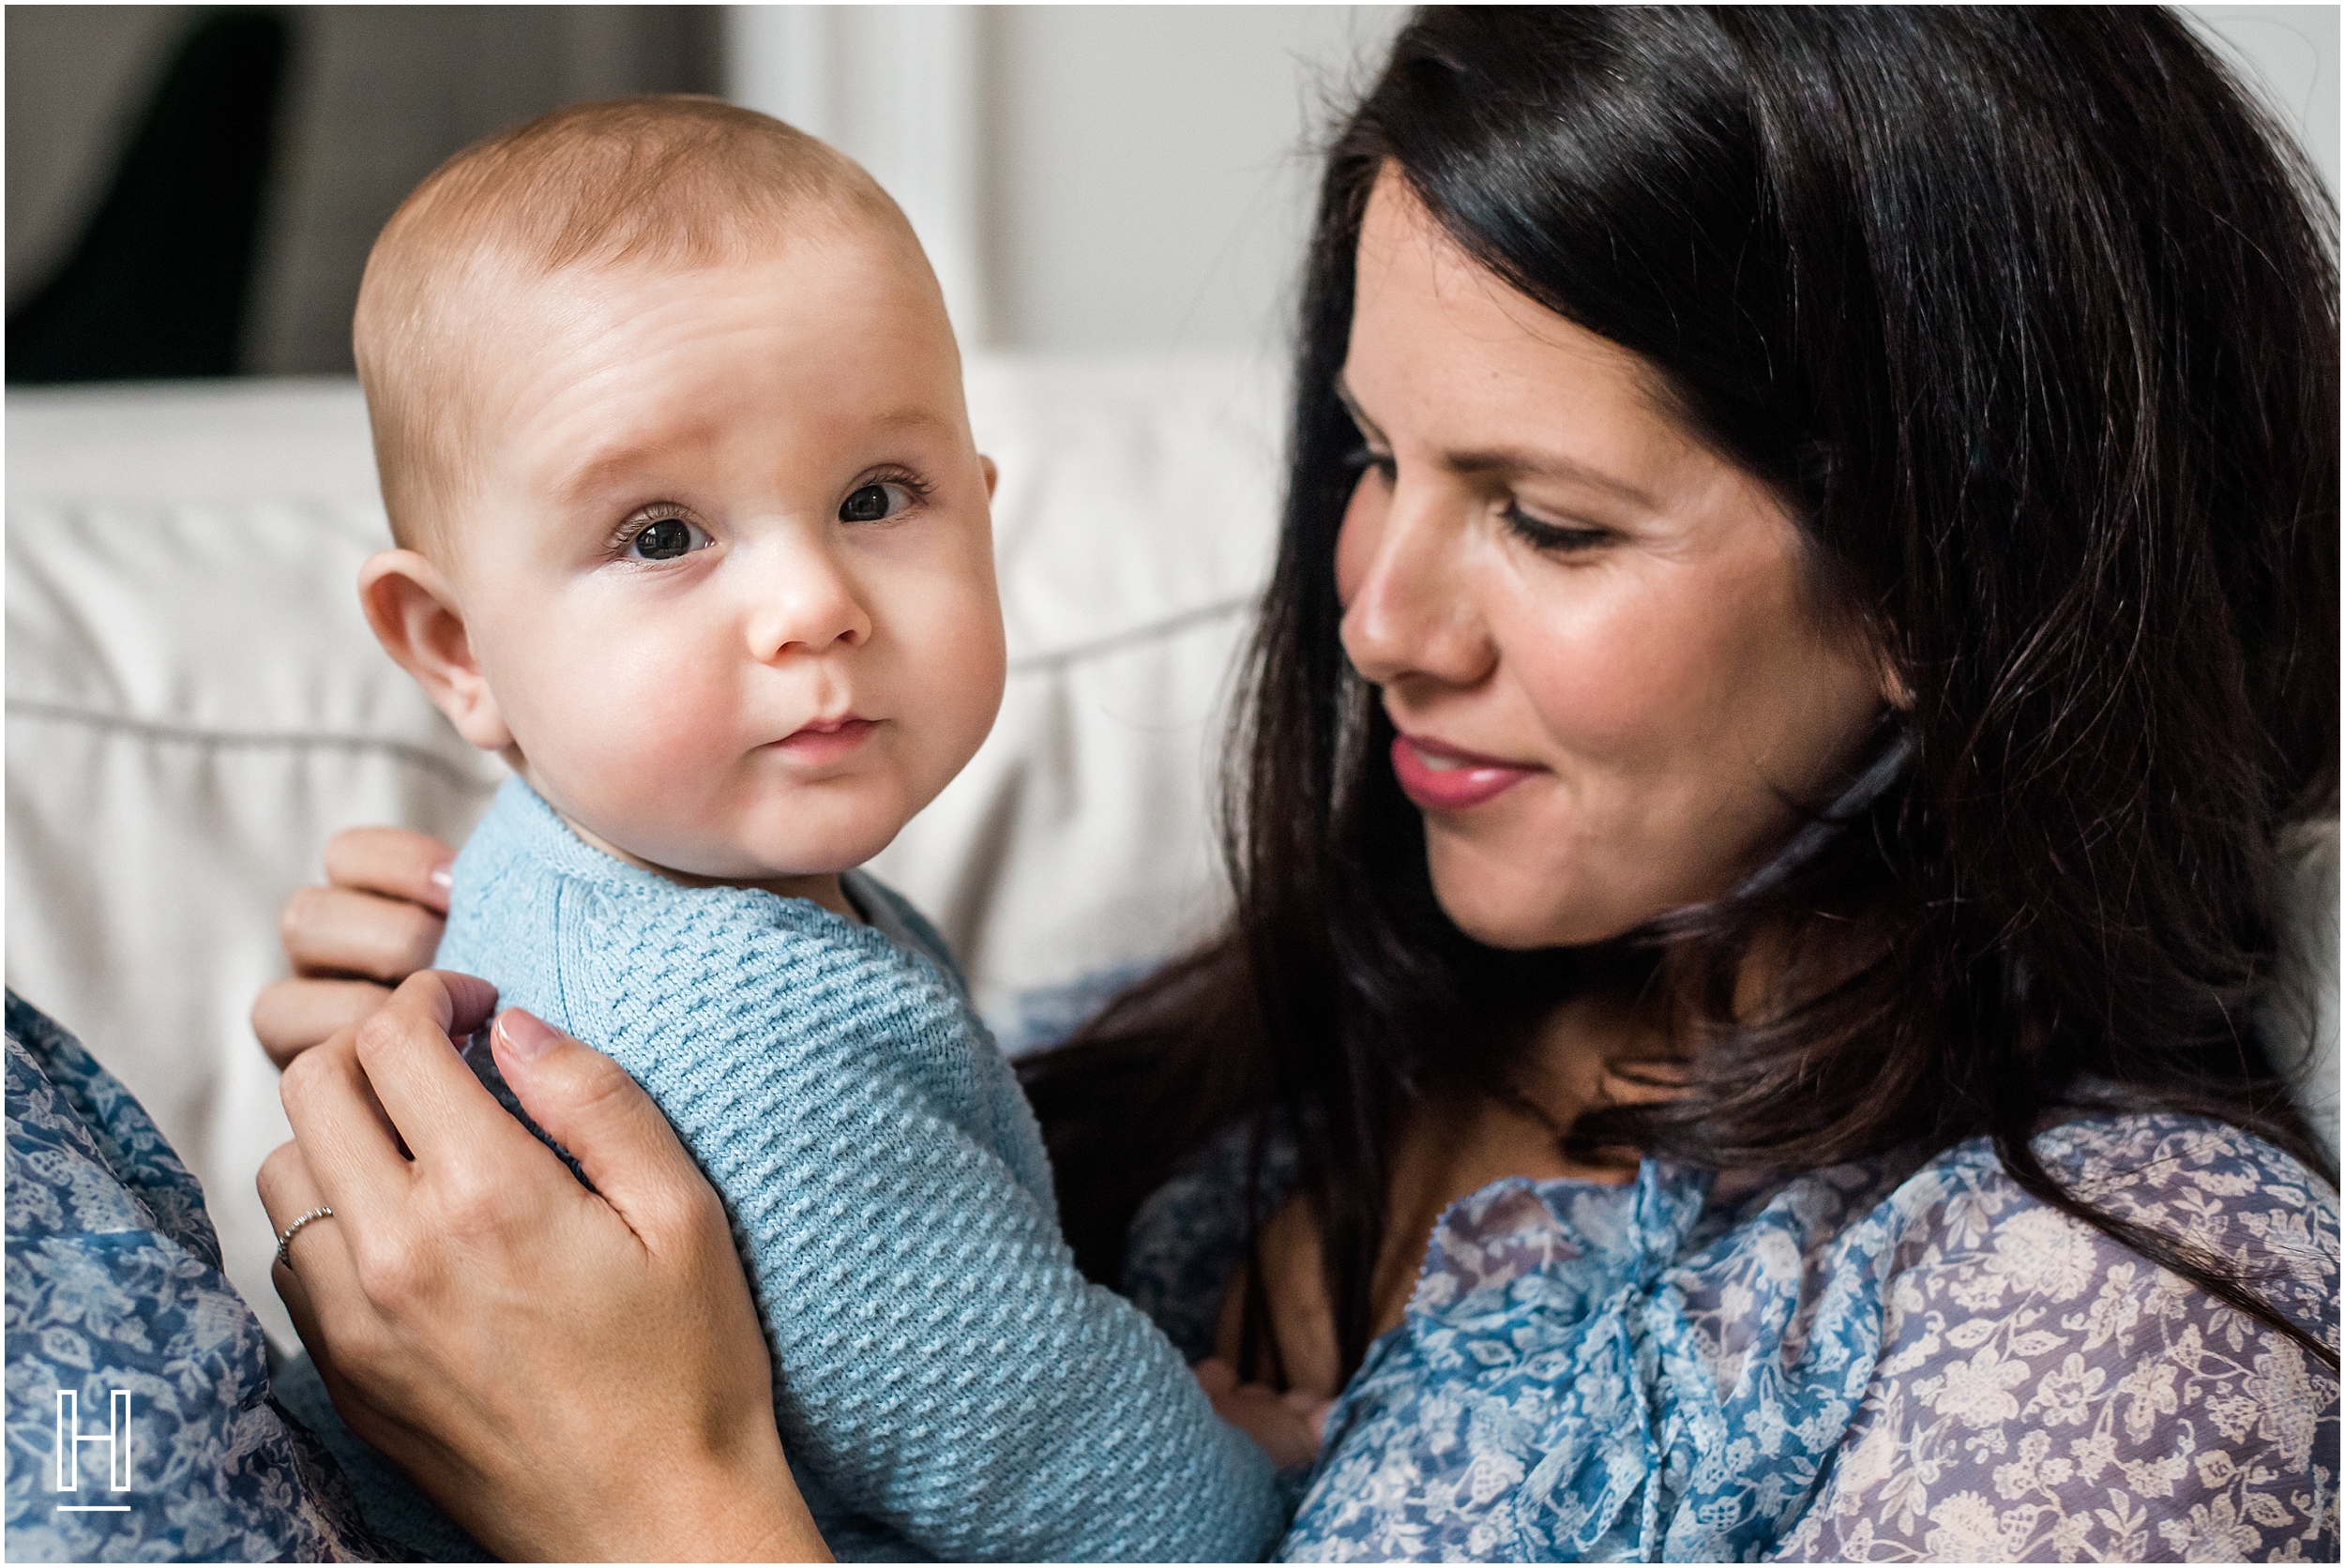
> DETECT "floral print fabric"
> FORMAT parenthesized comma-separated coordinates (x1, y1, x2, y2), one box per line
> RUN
(1126, 1114, 2338, 1561)
(1778, 1122, 2337, 1563)
(4, 992, 384, 1562)
(9, 976, 2336, 1562)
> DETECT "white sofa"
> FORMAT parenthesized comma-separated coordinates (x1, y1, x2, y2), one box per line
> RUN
(8, 360, 2336, 1358)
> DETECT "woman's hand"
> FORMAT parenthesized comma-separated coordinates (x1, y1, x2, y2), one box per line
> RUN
(258, 971, 827, 1561)
(1194, 1357, 1333, 1471)
(252, 827, 455, 1069)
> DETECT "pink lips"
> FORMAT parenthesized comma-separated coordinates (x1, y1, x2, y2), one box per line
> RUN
(1389, 732, 1538, 810)
(768, 716, 876, 765)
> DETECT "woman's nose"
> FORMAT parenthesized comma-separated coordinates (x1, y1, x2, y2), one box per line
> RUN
(739, 534, 872, 661)
(1335, 472, 1494, 689)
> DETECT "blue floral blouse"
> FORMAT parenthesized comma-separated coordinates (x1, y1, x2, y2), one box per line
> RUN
(5, 992, 388, 1562)
(1125, 1115, 2340, 1561)
(8, 980, 2338, 1562)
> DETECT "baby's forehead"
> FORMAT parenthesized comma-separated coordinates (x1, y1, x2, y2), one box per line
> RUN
(454, 204, 930, 347)
(460, 247, 959, 476)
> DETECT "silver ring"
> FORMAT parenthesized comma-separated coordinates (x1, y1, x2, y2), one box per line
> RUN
(273, 1206, 334, 1269)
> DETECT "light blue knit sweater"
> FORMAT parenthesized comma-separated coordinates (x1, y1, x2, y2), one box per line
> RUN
(288, 776, 1281, 1562)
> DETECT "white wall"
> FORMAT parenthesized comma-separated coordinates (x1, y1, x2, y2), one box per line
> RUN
(726, 6, 1406, 351)
(725, 7, 991, 341)
(2188, 7, 2339, 195)
(981, 6, 1405, 351)
(729, 5, 2337, 355)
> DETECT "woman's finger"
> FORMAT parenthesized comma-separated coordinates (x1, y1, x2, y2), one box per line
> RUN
(328, 972, 542, 1181)
(277, 1031, 419, 1223)
(276, 972, 499, 1214)
(324, 825, 458, 913)
(258, 1139, 411, 1447)
(486, 1009, 717, 1245)
(257, 1139, 335, 1319)
(256, 1139, 369, 1382)
(252, 976, 392, 1069)
(281, 884, 447, 982)
(1283, 1388, 1338, 1441)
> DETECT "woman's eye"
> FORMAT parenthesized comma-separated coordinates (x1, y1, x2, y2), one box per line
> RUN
(1504, 506, 1611, 554)
(626, 516, 707, 561)
(1344, 445, 1397, 480)
(839, 481, 915, 524)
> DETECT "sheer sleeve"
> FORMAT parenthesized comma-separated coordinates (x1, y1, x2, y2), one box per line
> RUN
(1774, 1119, 2338, 1562)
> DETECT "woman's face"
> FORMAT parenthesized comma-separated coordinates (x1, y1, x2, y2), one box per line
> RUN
(1336, 171, 1888, 949)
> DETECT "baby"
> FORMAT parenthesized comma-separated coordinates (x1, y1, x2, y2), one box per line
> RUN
(278, 96, 1304, 1560)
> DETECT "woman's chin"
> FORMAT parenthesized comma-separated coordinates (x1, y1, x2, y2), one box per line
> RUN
(1427, 864, 1636, 951)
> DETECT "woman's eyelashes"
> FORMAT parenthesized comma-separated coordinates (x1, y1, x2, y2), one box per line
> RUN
(1345, 444, 1611, 555)
(1501, 506, 1611, 554)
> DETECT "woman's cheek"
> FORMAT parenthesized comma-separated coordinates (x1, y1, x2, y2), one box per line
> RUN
(1506, 581, 1703, 766)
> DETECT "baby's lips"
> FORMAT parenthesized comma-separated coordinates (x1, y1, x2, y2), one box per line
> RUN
(764, 715, 879, 762)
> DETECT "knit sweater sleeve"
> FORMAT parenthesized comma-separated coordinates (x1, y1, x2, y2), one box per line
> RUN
(566, 888, 1284, 1562)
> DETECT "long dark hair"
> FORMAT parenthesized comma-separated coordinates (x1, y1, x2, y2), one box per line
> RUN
(1023, 6, 2340, 1378)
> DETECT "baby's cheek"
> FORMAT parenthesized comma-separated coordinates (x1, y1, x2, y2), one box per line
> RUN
(915, 661, 1003, 821)
(535, 657, 742, 826)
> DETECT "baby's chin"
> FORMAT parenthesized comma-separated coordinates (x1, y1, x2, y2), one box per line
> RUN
(619, 826, 901, 887)
(557, 802, 908, 889)
(531, 759, 923, 885)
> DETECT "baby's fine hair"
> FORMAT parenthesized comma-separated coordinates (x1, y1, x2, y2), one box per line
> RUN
(354, 95, 908, 548)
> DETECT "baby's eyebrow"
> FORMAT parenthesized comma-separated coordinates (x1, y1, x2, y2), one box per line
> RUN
(864, 407, 951, 435)
(558, 440, 673, 502)
(555, 409, 953, 502)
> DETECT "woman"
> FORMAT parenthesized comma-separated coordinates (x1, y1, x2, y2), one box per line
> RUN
(251, 8, 2336, 1560)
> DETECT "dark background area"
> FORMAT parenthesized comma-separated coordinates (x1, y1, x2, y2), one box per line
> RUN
(6, 6, 722, 383)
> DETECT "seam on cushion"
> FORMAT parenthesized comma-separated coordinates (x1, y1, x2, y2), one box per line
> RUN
(5, 699, 491, 790)
(12, 594, 1260, 767)
(1006, 593, 1255, 675)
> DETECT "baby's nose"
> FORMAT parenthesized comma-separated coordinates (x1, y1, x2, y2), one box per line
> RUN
(741, 540, 872, 660)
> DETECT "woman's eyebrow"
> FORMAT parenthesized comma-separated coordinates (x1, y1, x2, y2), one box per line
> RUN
(1444, 445, 1657, 509)
(1334, 373, 1656, 508)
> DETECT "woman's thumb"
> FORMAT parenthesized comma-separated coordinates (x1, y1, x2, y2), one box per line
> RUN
(487, 1007, 701, 1220)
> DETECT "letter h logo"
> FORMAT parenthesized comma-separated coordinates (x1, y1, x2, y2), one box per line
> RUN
(55, 1390, 134, 1493)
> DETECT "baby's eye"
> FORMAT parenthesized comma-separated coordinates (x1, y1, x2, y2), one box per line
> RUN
(839, 481, 916, 524)
(626, 515, 709, 561)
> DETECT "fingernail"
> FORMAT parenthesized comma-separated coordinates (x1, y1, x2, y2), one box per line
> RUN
(495, 1008, 561, 1060)
(429, 863, 454, 890)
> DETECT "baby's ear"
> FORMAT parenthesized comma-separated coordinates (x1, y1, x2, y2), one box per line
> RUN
(979, 454, 998, 500)
(357, 550, 514, 752)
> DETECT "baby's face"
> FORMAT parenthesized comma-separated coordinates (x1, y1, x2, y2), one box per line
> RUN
(438, 232, 1005, 882)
